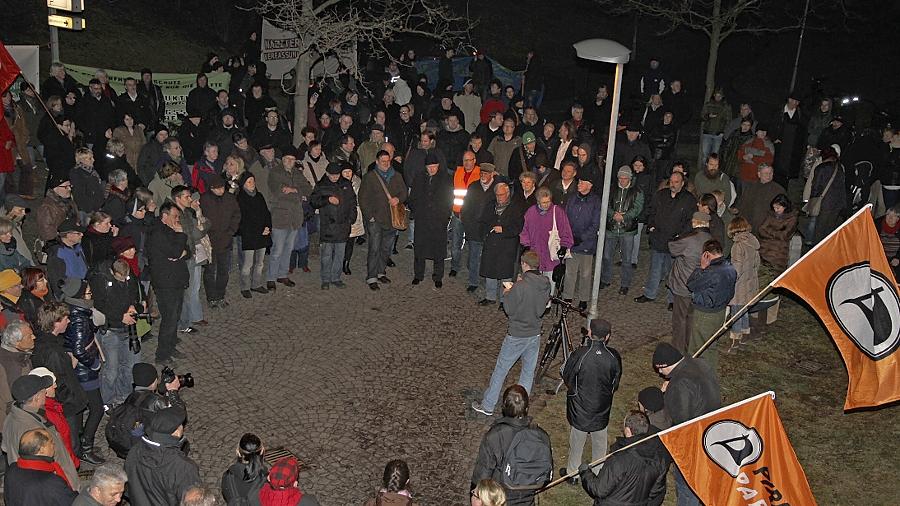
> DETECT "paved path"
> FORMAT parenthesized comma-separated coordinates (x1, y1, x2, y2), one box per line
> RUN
(97, 239, 671, 504)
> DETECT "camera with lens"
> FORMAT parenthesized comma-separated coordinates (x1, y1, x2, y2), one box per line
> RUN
(161, 366, 194, 389)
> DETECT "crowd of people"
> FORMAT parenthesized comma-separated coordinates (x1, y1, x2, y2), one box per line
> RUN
(0, 30, 898, 505)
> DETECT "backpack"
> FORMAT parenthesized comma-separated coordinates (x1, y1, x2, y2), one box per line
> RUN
(500, 423, 553, 490)
(105, 390, 153, 458)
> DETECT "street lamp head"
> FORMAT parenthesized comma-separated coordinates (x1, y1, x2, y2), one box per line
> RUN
(573, 39, 631, 64)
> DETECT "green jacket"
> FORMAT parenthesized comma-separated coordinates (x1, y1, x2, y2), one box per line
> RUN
(606, 184, 643, 237)
(701, 99, 732, 135)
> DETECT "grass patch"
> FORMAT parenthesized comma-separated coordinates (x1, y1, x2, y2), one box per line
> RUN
(533, 297, 900, 505)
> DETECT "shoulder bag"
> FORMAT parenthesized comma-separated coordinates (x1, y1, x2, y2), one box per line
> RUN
(802, 162, 838, 217)
(375, 173, 408, 230)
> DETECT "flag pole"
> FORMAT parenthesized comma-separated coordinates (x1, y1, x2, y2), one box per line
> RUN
(538, 391, 776, 493)
(691, 204, 874, 359)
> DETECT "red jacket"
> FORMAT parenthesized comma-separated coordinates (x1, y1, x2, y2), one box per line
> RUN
(44, 398, 80, 468)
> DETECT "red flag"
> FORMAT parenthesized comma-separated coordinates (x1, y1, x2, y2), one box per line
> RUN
(772, 205, 900, 409)
(0, 42, 22, 93)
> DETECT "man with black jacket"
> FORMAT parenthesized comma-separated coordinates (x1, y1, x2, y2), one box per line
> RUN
(652, 342, 720, 506)
(634, 171, 696, 304)
(124, 406, 200, 506)
(461, 164, 496, 292)
(75, 79, 117, 159)
(561, 319, 622, 483)
(139, 69, 166, 132)
(471, 385, 552, 506)
(88, 259, 142, 407)
(199, 175, 241, 307)
(146, 203, 191, 364)
(578, 412, 669, 506)
(309, 162, 357, 289)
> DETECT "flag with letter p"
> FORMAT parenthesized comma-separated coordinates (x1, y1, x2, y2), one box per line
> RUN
(772, 205, 900, 409)
(658, 392, 816, 506)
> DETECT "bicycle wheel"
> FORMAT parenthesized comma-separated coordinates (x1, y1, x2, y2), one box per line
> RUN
(535, 325, 563, 383)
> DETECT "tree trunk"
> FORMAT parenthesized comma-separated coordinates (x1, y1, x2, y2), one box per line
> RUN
(292, 52, 311, 146)
(704, 0, 723, 101)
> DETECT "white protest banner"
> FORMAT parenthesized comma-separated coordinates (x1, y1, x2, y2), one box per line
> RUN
(63, 63, 231, 124)
(261, 20, 357, 80)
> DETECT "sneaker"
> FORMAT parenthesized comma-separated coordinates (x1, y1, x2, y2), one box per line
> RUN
(377, 275, 391, 284)
(321, 283, 330, 290)
(241, 290, 252, 299)
(634, 295, 654, 303)
(277, 277, 296, 287)
(405, 242, 413, 250)
(252, 286, 269, 294)
(266, 281, 276, 291)
(332, 281, 346, 289)
(368, 282, 380, 291)
(412, 278, 421, 285)
(178, 327, 197, 334)
(80, 450, 106, 465)
(667, 303, 673, 312)
(619, 287, 629, 295)
(208, 300, 219, 308)
(466, 285, 478, 292)
(478, 299, 495, 306)
(559, 468, 579, 486)
(434, 280, 443, 289)
(220, 299, 230, 307)
(471, 401, 493, 416)
(386, 258, 396, 268)
(578, 301, 588, 312)
(449, 270, 458, 277)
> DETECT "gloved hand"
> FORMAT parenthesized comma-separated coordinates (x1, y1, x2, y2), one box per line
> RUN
(578, 463, 591, 475)
(557, 247, 568, 258)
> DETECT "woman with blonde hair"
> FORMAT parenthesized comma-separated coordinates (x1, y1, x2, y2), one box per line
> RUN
(471, 479, 506, 506)
(222, 154, 245, 194)
(727, 216, 760, 350)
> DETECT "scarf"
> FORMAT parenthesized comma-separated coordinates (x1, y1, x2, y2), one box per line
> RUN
(258, 483, 303, 506)
(376, 166, 396, 184)
(32, 286, 49, 299)
(120, 253, 140, 277)
(15, 455, 72, 489)
(495, 200, 510, 215)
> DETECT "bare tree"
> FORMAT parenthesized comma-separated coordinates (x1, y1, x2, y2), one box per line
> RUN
(594, 0, 830, 101)
(253, 0, 467, 144)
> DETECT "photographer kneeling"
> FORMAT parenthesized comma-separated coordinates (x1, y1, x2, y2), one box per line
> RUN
(89, 258, 143, 409)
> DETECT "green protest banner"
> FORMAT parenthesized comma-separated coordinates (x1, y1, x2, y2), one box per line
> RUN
(63, 64, 231, 124)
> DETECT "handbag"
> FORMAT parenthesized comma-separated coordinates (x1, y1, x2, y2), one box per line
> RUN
(547, 205, 572, 262)
(802, 162, 838, 217)
(376, 172, 408, 230)
(194, 235, 213, 265)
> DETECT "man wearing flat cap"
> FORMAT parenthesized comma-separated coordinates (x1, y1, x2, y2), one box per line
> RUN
(46, 217, 89, 299)
(125, 405, 200, 506)
(560, 319, 622, 482)
(2, 373, 80, 489)
(667, 212, 713, 354)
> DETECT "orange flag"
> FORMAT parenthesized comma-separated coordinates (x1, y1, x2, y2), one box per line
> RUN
(772, 205, 900, 409)
(658, 392, 816, 506)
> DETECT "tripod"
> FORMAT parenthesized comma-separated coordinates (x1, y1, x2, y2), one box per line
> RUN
(534, 296, 587, 394)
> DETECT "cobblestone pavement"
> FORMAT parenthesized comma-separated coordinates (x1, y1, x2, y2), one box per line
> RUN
(91, 237, 671, 505)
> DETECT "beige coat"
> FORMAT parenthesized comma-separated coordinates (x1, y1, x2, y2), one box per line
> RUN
(729, 231, 760, 305)
(112, 124, 146, 169)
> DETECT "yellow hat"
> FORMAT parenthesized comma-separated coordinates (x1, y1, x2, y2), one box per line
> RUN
(0, 269, 22, 292)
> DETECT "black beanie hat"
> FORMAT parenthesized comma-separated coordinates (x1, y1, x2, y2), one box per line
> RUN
(638, 386, 665, 412)
(148, 406, 186, 437)
(652, 342, 684, 367)
(132, 363, 158, 387)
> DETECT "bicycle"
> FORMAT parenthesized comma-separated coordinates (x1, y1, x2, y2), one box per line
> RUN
(534, 296, 588, 390)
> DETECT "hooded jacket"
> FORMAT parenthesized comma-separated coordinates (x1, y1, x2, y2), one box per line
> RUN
(566, 191, 602, 255)
(664, 358, 721, 424)
(563, 338, 622, 432)
(504, 270, 551, 337)
(124, 432, 201, 506)
(64, 299, 101, 387)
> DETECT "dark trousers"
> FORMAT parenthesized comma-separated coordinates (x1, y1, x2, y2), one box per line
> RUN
(202, 249, 231, 301)
(671, 294, 694, 354)
(366, 221, 395, 283)
(65, 387, 103, 452)
(344, 237, 355, 263)
(155, 286, 185, 360)
(414, 255, 445, 282)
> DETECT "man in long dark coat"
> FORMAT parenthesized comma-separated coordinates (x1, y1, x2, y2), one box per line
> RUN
(407, 153, 453, 288)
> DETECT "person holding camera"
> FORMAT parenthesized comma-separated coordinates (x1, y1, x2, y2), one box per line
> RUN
(89, 258, 143, 409)
(472, 250, 550, 417)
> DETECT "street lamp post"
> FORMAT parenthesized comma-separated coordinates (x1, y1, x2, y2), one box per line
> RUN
(572, 38, 631, 324)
